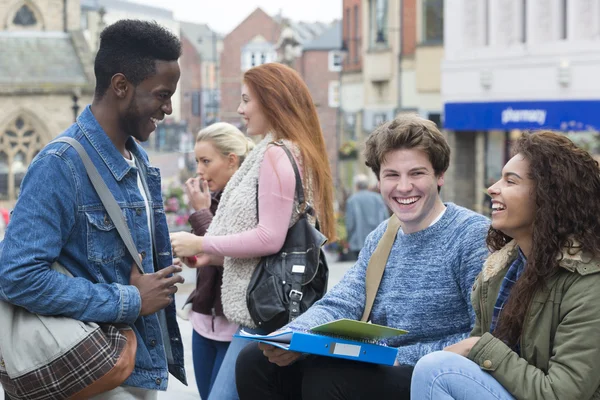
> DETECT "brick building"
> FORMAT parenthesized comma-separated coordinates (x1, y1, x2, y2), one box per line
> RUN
(179, 29, 203, 135)
(219, 8, 281, 125)
(339, 0, 365, 189)
(299, 21, 343, 182)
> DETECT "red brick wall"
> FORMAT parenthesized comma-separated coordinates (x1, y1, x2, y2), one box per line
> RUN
(179, 34, 203, 134)
(342, 0, 362, 72)
(219, 8, 281, 125)
(300, 50, 340, 181)
(402, 0, 417, 56)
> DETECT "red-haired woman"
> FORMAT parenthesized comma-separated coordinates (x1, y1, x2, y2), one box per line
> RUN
(170, 63, 335, 400)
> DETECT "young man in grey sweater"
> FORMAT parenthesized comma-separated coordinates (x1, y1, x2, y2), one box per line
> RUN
(235, 115, 490, 400)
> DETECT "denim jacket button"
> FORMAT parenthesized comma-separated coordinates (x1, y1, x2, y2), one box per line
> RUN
(141, 251, 147, 259)
(150, 339, 157, 347)
(155, 378, 162, 385)
(136, 208, 142, 216)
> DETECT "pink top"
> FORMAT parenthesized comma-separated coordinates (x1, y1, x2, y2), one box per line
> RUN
(190, 311, 238, 342)
(203, 145, 299, 258)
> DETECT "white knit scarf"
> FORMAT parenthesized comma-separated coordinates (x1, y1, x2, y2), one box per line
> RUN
(206, 133, 308, 327)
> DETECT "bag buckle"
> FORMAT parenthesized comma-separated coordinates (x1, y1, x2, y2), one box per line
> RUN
(289, 289, 303, 301)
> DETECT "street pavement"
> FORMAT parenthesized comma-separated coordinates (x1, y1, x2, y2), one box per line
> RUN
(0, 253, 354, 400)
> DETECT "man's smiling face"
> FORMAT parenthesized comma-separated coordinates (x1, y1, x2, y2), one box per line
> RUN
(378, 148, 445, 234)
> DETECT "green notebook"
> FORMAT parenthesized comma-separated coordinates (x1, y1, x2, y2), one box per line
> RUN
(310, 319, 408, 341)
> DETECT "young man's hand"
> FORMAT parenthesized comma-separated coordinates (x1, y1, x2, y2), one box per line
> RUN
(130, 262, 184, 316)
(258, 342, 302, 367)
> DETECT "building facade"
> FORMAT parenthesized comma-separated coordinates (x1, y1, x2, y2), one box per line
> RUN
(0, 0, 94, 205)
(338, 0, 444, 191)
(219, 8, 282, 126)
(443, 0, 600, 212)
(219, 7, 330, 127)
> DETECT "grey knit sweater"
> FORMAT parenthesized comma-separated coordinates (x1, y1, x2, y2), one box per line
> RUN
(288, 203, 490, 365)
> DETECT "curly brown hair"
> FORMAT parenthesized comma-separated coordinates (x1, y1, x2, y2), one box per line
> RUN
(491, 130, 600, 347)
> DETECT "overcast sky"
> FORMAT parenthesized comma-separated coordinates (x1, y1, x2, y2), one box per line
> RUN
(129, 0, 342, 34)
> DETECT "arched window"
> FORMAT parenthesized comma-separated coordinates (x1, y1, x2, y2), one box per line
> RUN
(12, 4, 37, 26)
(0, 115, 44, 201)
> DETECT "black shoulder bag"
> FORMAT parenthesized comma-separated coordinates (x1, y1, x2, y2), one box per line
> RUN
(246, 142, 329, 332)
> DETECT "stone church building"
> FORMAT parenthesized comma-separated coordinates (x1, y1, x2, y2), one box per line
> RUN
(0, 0, 94, 205)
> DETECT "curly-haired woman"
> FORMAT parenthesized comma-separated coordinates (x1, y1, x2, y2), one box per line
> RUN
(411, 130, 600, 400)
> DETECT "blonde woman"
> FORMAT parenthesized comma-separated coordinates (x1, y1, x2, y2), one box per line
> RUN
(182, 122, 254, 400)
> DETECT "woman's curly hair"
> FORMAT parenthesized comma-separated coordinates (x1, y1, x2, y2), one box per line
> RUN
(490, 131, 600, 347)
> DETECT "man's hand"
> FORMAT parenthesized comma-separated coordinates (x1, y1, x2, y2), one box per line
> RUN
(185, 178, 211, 211)
(130, 262, 184, 316)
(170, 231, 203, 258)
(443, 336, 481, 357)
(258, 342, 302, 367)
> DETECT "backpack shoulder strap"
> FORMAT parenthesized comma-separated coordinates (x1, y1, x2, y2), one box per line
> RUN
(360, 214, 401, 322)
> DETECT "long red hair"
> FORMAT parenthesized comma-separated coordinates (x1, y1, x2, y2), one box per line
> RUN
(243, 63, 335, 240)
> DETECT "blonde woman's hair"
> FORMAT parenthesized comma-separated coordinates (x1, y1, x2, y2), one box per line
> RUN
(196, 122, 255, 165)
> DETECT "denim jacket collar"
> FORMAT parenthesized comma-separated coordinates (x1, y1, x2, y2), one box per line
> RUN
(76, 105, 149, 182)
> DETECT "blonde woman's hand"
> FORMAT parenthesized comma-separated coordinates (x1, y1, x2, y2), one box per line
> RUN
(170, 231, 203, 258)
(185, 177, 211, 211)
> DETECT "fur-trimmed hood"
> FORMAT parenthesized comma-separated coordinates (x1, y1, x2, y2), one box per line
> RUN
(482, 240, 600, 282)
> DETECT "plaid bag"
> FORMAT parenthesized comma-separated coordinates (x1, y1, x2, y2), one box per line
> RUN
(0, 137, 141, 399)
(0, 265, 136, 400)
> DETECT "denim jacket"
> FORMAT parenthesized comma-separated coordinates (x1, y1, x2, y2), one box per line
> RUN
(0, 106, 186, 390)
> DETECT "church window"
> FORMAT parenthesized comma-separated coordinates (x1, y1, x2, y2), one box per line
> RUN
(12, 4, 37, 26)
(0, 115, 44, 201)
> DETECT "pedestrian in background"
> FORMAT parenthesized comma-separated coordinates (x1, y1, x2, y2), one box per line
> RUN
(179, 122, 255, 400)
(345, 173, 389, 260)
(170, 62, 335, 400)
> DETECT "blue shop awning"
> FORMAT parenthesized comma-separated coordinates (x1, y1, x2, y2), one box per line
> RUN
(444, 100, 600, 131)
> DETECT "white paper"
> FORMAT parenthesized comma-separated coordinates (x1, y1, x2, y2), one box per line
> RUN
(238, 329, 294, 344)
(332, 342, 361, 358)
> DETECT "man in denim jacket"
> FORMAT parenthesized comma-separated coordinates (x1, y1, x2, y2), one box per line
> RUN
(0, 20, 186, 398)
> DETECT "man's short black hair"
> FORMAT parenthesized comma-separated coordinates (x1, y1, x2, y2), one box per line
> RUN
(94, 19, 181, 99)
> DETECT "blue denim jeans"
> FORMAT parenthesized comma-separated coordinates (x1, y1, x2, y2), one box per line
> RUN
(410, 351, 515, 400)
(207, 326, 267, 400)
(192, 330, 230, 400)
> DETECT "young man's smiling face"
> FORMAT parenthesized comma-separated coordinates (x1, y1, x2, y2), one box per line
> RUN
(121, 60, 180, 142)
(378, 148, 445, 234)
